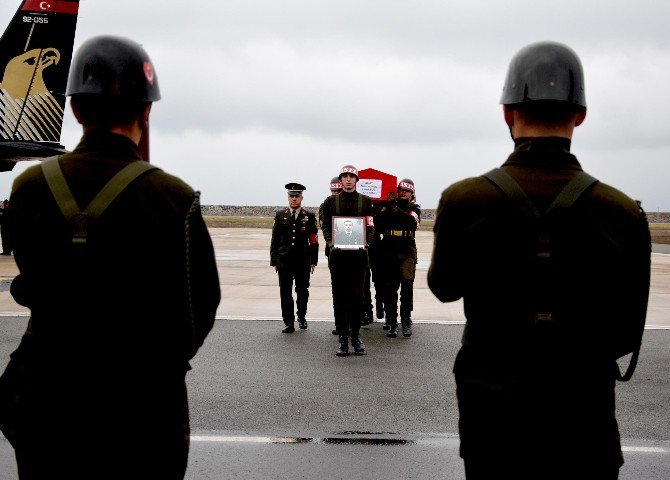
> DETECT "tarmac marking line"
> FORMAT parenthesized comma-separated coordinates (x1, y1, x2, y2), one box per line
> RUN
(0, 312, 667, 330)
(189, 434, 669, 453)
(621, 446, 668, 453)
(212, 316, 670, 330)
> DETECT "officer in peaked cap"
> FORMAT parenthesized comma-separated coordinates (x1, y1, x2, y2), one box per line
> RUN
(428, 41, 650, 478)
(5, 35, 220, 478)
(271, 183, 319, 333)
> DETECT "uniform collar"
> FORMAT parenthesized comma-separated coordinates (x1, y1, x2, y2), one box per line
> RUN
(504, 136, 582, 169)
(71, 129, 142, 162)
(513, 136, 572, 152)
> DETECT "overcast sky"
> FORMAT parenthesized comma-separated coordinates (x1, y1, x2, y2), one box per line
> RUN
(1, 0, 669, 210)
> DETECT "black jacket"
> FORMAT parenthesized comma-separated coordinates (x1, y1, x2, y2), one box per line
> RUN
(270, 207, 319, 269)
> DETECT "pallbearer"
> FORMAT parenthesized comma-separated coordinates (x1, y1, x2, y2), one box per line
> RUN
(320, 165, 374, 356)
(376, 179, 421, 337)
(271, 183, 319, 333)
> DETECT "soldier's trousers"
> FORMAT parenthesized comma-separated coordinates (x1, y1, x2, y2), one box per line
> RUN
(363, 267, 373, 316)
(277, 264, 310, 325)
(382, 245, 417, 322)
(454, 347, 622, 479)
(370, 255, 386, 312)
(329, 249, 368, 337)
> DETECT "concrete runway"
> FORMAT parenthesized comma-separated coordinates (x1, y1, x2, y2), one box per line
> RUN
(1, 227, 669, 328)
(0, 227, 668, 479)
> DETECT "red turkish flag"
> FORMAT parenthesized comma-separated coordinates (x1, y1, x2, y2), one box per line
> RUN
(21, 1, 79, 14)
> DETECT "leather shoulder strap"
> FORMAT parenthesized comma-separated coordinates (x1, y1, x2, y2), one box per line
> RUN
(84, 161, 159, 218)
(41, 156, 81, 220)
(41, 158, 160, 244)
(482, 168, 541, 221)
(545, 171, 598, 215)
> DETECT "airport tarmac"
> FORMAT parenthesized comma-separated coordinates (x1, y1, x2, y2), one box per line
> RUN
(0, 227, 668, 479)
(1, 227, 668, 328)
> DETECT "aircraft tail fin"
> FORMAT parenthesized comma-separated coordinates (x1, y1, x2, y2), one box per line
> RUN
(0, 1, 80, 168)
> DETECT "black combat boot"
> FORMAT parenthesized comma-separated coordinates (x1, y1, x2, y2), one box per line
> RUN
(298, 317, 308, 329)
(336, 336, 349, 356)
(401, 316, 412, 337)
(282, 325, 295, 333)
(351, 337, 366, 354)
(387, 319, 398, 338)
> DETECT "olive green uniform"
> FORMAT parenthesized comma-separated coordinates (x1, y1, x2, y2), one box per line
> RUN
(428, 137, 650, 477)
(6, 131, 221, 479)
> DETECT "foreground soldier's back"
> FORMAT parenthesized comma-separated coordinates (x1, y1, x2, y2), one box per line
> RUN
(428, 42, 650, 479)
(4, 36, 220, 479)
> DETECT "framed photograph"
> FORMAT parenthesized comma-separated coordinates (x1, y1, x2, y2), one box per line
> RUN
(333, 216, 366, 249)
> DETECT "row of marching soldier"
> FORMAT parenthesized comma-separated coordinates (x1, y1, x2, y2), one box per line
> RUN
(270, 166, 421, 356)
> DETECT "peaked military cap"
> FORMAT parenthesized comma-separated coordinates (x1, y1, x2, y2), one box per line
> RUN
(285, 182, 306, 196)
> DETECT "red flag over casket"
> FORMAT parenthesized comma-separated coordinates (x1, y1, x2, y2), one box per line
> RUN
(357, 168, 398, 204)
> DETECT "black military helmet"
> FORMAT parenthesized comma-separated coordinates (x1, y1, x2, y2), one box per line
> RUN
(398, 178, 415, 193)
(66, 35, 161, 101)
(500, 41, 585, 108)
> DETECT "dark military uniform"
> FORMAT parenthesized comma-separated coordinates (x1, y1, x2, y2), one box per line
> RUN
(428, 137, 650, 477)
(6, 130, 221, 479)
(0, 201, 10, 255)
(321, 190, 374, 345)
(376, 198, 421, 333)
(271, 206, 318, 328)
(319, 194, 338, 334)
(369, 206, 385, 322)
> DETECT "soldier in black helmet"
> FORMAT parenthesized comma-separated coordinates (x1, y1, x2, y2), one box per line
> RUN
(271, 183, 319, 333)
(429, 41, 650, 479)
(376, 179, 421, 338)
(321, 165, 374, 356)
(3, 36, 220, 479)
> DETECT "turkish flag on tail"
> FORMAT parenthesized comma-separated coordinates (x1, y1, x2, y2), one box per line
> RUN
(22, 1, 79, 15)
